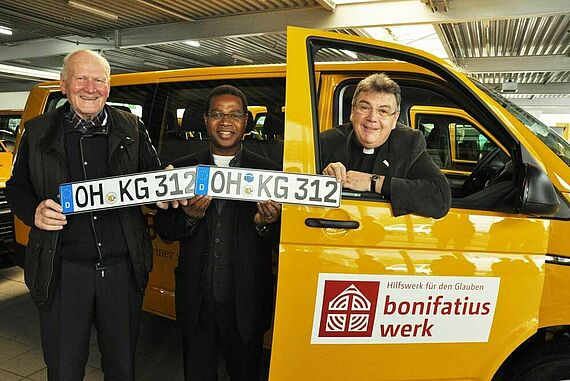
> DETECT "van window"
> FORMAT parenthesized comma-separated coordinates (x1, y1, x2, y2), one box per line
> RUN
(107, 102, 143, 118)
(0, 112, 21, 144)
(334, 80, 459, 128)
(476, 81, 570, 167)
(150, 78, 285, 167)
(412, 112, 498, 175)
(43, 84, 156, 125)
(37, 79, 286, 168)
(317, 55, 514, 212)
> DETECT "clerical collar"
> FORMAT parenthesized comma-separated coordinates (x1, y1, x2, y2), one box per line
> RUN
(363, 148, 375, 155)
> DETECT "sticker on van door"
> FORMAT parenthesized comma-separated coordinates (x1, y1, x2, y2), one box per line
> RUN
(311, 273, 500, 344)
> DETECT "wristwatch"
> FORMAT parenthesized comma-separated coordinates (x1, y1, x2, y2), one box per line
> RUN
(370, 174, 380, 192)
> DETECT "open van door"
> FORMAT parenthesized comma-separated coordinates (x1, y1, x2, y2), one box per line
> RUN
(270, 27, 553, 380)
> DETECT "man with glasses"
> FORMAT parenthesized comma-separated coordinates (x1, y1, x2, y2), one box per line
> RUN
(155, 85, 280, 380)
(321, 73, 451, 218)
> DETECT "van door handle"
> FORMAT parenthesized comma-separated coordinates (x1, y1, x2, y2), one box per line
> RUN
(305, 218, 360, 229)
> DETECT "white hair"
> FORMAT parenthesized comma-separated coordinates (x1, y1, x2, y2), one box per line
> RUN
(61, 50, 111, 80)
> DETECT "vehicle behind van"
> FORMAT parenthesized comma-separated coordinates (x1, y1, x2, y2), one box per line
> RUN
(12, 27, 570, 380)
(0, 109, 21, 252)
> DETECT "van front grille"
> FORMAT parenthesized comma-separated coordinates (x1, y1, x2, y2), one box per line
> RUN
(0, 188, 14, 243)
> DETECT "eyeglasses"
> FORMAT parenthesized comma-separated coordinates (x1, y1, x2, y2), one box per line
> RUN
(354, 103, 398, 119)
(206, 111, 246, 121)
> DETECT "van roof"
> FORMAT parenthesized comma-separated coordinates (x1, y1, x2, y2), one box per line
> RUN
(34, 61, 439, 91)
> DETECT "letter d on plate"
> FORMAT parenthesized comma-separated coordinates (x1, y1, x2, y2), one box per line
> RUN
(60, 184, 75, 213)
(195, 165, 210, 195)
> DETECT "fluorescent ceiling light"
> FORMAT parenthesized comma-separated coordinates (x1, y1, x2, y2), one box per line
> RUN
(68, 1, 119, 20)
(0, 64, 60, 81)
(144, 61, 169, 69)
(364, 24, 449, 60)
(136, 0, 194, 21)
(184, 40, 201, 47)
(0, 26, 13, 36)
(341, 49, 358, 59)
(231, 54, 253, 64)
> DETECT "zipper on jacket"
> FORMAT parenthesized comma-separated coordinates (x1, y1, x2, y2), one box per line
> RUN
(43, 145, 68, 305)
(80, 135, 104, 267)
(43, 231, 59, 305)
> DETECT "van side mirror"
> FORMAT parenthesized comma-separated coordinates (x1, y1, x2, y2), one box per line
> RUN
(518, 163, 559, 216)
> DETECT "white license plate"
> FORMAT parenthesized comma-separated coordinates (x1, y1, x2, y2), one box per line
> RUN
(60, 165, 341, 214)
(194, 165, 341, 207)
(60, 166, 198, 214)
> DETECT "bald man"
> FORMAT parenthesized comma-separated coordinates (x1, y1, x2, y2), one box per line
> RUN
(6, 50, 161, 380)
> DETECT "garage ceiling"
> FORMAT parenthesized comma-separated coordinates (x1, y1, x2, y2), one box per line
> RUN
(0, 0, 568, 112)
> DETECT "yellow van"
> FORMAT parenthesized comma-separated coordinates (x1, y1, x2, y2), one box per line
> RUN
(13, 27, 570, 380)
(0, 109, 21, 150)
(0, 109, 21, 250)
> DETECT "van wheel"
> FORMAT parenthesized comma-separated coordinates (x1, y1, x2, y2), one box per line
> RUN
(507, 343, 570, 381)
(7, 243, 24, 268)
(9, 250, 24, 268)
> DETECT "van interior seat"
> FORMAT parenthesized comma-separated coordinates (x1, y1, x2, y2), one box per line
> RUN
(244, 111, 284, 169)
(243, 110, 256, 140)
(457, 140, 479, 161)
(424, 120, 450, 167)
(160, 108, 209, 164)
(164, 110, 179, 136)
(181, 108, 208, 140)
(262, 112, 285, 140)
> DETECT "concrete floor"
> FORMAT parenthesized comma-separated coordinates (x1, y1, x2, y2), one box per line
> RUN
(0, 260, 269, 380)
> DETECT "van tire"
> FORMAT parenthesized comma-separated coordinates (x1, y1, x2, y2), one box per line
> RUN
(507, 341, 570, 381)
(8, 242, 25, 268)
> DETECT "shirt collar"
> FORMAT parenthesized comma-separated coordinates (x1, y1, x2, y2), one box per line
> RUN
(65, 106, 108, 133)
(209, 146, 244, 167)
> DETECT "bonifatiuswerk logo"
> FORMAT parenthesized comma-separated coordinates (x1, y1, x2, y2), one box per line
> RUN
(317, 280, 380, 338)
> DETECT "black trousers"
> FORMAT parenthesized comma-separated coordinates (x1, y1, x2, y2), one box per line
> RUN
(39, 258, 143, 381)
(180, 298, 264, 381)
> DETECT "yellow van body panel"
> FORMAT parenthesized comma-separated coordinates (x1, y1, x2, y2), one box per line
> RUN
(539, 263, 570, 328)
(141, 207, 178, 319)
(0, 110, 20, 186)
(0, 141, 12, 188)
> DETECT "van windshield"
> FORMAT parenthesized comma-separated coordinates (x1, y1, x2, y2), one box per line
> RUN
(475, 81, 570, 167)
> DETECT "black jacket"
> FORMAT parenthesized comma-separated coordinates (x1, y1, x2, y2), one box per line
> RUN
(321, 122, 451, 219)
(6, 105, 161, 309)
(155, 147, 279, 340)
